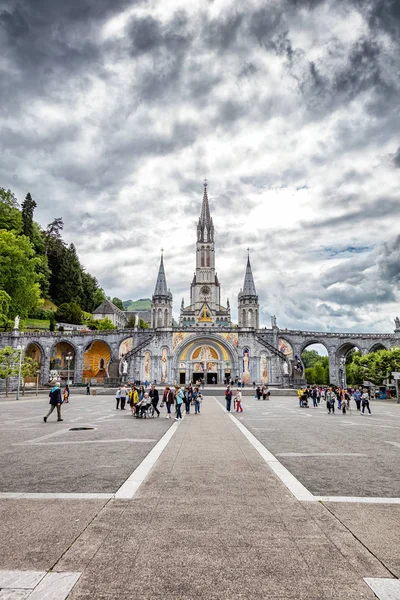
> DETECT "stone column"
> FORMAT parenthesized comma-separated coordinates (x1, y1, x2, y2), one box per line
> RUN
(328, 347, 338, 386)
(74, 346, 84, 385)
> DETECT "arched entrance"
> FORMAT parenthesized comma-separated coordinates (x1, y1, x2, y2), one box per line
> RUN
(83, 340, 111, 383)
(173, 336, 238, 386)
(336, 343, 362, 388)
(49, 341, 76, 384)
(300, 342, 329, 385)
(24, 342, 43, 386)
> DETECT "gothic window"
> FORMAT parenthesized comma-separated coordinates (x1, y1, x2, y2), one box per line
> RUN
(206, 247, 210, 267)
(201, 248, 205, 267)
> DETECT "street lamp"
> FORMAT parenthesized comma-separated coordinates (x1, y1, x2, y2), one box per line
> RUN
(66, 353, 73, 385)
(36, 369, 40, 396)
(340, 356, 346, 388)
(16, 345, 23, 401)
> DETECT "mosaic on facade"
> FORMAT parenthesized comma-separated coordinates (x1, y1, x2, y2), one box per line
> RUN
(218, 332, 239, 347)
(83, 341, 111, 381)
(173, 332, 191, 352)
(278, 338, 293, 358)
(119, 337, 133, 358)
(242, 348, 250, 384)
(144, 351, 151, 381)
(260, 352, 268, 384)
(161, 347, 168, 383)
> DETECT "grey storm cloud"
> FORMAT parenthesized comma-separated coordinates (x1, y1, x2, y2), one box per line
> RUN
(1, 0, 400, 333)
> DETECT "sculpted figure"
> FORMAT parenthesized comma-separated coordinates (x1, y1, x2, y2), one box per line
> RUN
(395, 317, 400, 329)
(14, 315, 20, 329)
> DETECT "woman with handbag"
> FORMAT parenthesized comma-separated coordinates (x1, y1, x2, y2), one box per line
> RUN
(174, 386, 184, 421)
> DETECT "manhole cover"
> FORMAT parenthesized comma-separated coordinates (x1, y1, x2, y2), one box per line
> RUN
(69, 427, 95, 431)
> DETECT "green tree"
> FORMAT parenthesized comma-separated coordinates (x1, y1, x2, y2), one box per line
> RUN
(81, 272, 105, 313)
(0, 346, 20, 397)
(112, 297, 124, 310)
(49, 311, 56, 331)
(96, 317, 116, 330)
(0, 290, 12, 330)
(0, 230, 41, 318)
(21, 356, 39, 395)
(21, 192, 37, 241)
(305, 367, 315, 384)
(56, 302, 83, 325)
(359, 348, 400, 385)
(0, 187, 23, 233)
(139, 318, 149, 329)
(302, 350, 322, 369)
(55, 244, 83, 305)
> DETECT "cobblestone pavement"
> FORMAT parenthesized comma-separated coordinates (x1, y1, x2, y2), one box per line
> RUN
(0, 395, 399, 599)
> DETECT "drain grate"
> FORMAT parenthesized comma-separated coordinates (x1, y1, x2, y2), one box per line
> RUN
(69, 427, 95, 431)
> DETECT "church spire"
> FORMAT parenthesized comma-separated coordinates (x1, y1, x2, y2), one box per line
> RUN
(197, 179, 214, 242)
(242, 251, 257, 296)
(154, 252, 169, 297)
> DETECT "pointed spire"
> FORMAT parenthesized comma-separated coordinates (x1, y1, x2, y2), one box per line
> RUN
(199, 178, 212, 228)
(154, 252, 168, 297)
(242, 252, 257, 296)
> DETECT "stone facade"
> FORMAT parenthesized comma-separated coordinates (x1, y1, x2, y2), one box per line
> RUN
(1, 183, 399, 390)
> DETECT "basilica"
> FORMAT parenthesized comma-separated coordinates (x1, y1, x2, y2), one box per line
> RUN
(3, 183, 398, 391)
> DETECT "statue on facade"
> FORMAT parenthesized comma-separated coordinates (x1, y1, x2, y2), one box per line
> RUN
(135, 314, 140, 328)
(14, 315, 20, 330)
(395, 317, 400, 330)
(283, 361, 289, 375)
(271, 315, 277, 328)
(122, 359, 128, 375)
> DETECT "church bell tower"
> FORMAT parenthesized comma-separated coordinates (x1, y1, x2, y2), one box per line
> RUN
(179, 181, 231, 327)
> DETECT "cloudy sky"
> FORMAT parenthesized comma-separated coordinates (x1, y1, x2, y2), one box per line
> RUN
(1, 0, 400, 333)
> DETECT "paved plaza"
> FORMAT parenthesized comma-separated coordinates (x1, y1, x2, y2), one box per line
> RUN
(0, 393, 399, 599)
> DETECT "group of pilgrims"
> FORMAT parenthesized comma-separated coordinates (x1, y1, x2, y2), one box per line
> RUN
(115, 384, 203, 420)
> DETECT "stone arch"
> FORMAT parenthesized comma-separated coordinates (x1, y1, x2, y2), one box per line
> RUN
(172, 334, 239, 385)
(298, 339, 330, 385)
(119, 336, 134, 358)
(24, 342, 44, 385)
(368, 342, 387, 353)
(83, 339, 112, 382)
(299, 339, 329, 355)
(336, 342, 362, 388)
(49, 340, 77, 384)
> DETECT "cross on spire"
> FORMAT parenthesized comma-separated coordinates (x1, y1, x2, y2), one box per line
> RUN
(203, 177, 208, 188)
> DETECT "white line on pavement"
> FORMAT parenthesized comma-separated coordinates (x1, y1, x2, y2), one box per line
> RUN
(214, 399, 315, 502)
(115, 420, 181, 499)
(276, 453, 367, 457)
(364, 578, 400, 599)
(385, 441, 400, 448)
(0, 492, 113, 499)
(315, 496, 400, 504)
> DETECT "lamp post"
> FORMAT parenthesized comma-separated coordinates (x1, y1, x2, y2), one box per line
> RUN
(36, 369, 40, 396)
(340, 356, 346, 388)
(16, 345, 23, 401)
(66, 353, 72, 385)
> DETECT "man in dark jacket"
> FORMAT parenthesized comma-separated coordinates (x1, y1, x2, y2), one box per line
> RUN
(44, 382, 63, 422)
(225, 386, 232, 412)
(149, 385, 160, 417)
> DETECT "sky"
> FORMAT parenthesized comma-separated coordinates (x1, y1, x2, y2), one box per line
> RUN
(1, 0, 400, 333)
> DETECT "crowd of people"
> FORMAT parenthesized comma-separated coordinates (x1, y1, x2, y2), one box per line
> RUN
(115, 383, 203, 420)
(297, 385, 372, 415)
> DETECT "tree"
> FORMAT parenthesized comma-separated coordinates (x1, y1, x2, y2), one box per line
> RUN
(21, 193, 37, 241)
(96, 317, 116, 330)
(0, 346, 20, 397)
(21, 356, 39, 395)
(140, 318, 149, 329)
(0, 290, 11, 330)
(56, 302, 83, 325)
(359, 348, 400, 385)
(125, 315, 136, 328)
(45, 217, 64, 249)
(0, 187, 23, 234)
(112, 297, 124, 310)
(0, 230, 41, 318)
(81, 272, 105, 313)
(56, 244, 83, 305)
(49, 311, 56, 331)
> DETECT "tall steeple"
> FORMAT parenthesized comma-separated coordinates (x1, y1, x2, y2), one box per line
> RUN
(154, 253, 169, 297)
(197, 179, 214, 243)
(238, 251, 259, 329)
(152, 252, 173, 329)
(242, 253, 257, 296)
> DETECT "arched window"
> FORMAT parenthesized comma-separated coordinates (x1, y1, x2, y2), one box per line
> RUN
(201, 248, 205, 267)
(206, 247, 210, 267)
(164, 309, 169, 327)
(242, 309, 247, 327)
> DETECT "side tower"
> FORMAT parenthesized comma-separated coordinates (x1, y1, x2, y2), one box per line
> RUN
(238, 252, 259, 328)
(151, 253, 173, 329)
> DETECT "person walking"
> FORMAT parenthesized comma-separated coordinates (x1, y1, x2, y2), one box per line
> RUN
(115, 386, 121, 409)
(120, 385, 127, 410)
(326, 387, 336, 414)
(163, 386, 174, 419)
(354, 388, 362, 411)
(63, 384, 70, 403)
(149, 384, 160, 417)
(256, 385, 261, 400)
(183, 386, 191, 415)
(361, 390, 371, 415)
(193, 387, 201, 414)
(235, 389, 243, 412)
(130, 385, 139, 416)
(225, 386, 232, 412)
(86, 383, 90, 396)
(175, 386, 184, 420)
(43, 382, 63, 422)
(311, 387, 318, 408)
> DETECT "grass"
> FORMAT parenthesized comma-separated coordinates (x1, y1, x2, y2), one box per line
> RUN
(25, 318, 50, 330)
